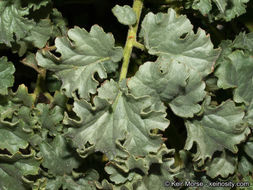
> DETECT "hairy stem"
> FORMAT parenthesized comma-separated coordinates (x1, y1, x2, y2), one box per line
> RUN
(119, 0, 144, 81)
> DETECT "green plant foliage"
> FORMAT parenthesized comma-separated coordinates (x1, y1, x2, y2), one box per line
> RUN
(189, 0, 249, 21)
(0, 57, 15, 95)
(45, 171, 99, 190)
(0, 0, 53, 47)
(35, 104, 64, 135)
(0, 0, 253, 189)
(216, 51, 253, 104)
(205, 151, 237, 178)
(36, 26, 123, 99)
(238, 137, 253, 175)
(0, 0, 33, 46)
(128, 59, 206, 117)
(140, 8, 220, 78)
(65, 79, 168, 160)
(38, 135, 81, 175)
(112, 5, 137, 26)
(0, 151, 41, 190)
(185, 100, 250, 165)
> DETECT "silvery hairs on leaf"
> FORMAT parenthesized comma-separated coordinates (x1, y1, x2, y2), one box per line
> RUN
(36, 25, 123, 100)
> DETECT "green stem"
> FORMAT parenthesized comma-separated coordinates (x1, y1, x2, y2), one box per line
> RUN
(119, 0, 144, 81)
(134, 41, 145, 50)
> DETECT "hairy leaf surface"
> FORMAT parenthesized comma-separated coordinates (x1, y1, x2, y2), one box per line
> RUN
(0, 57, 15, 95)
(216, 51, 253, 104)
(0, 151, 40, 190)
(65, 80, 168, 160)
(23, 19, 54, 49)
(46, 174, 98, 190)
(37, 26, 123, 99)
(36, 104, 64, 135)
(112, 5, 137, 25)
(128, 58, 206, 117)
(0, 1, 32, 46)
(185, 100, 250, 165)
(38, 135, 81, 176)
(238, 137, 253, 177)
(205, 151, 237, 178)
(140, 8, 219, 78)
(191, 0, 249, 21)
(0, 121, 29, 155)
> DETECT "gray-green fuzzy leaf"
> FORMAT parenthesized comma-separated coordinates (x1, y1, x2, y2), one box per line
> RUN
(0, 1, 32, 46)
(233, 32, 253, 54)
(65, 80, 169, 160)
(128, 58, 206, 117)
(37, 25, 123, 99)
(0, 120, 31, 155)
(0, 151, 40, 190)
(38, 135, 81, 176)
(112, 5, 137, 25)
(205, 151, 237, 178)
(105, 145, 176, 185)
(238, 137, 253, 177)
(24, 19, 54, 48)
(185, 100, 250, 165)
(216, 51, 253, 104)
(0, 57, 15, 95)
(215, 32, 253, 68)
(46, 173, 98, 190)
(26, 0, 50, 11)
(139, 159, 178, 190)
(190, 0, 249, 21)
(36, 104, 64, 135)
(140, 8, 220, 78)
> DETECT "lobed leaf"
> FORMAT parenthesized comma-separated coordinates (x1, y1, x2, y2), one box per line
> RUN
(128, 58, 206, 117)
(215, 32, 253, 68)
(38, 135, 81, 176)
(190, 0, 249, 21)
(105, 144, 175, 183)
(35, 104, 64, 135)
(0, 121, 29, 155)
(23, 19, 54, 49)
(216, 51, 253, 104)
(140, 8, 220, 78)
(185, 100, 250, 165)
(139, 159, 178, 190)
(238, 137, 253, 177)
(37, 26, 123, 99)
(25, 0, 50, 11)
(46, 174, 98, 190)
(232, 32, 253, 54)
(11, 84, 36, 107)
(0, 0, 32, 46)
(0, 151, 40, 190)
(65, 80, 169, 160)
(205, 151, 237, 178)
(112, 5, 137, 26)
